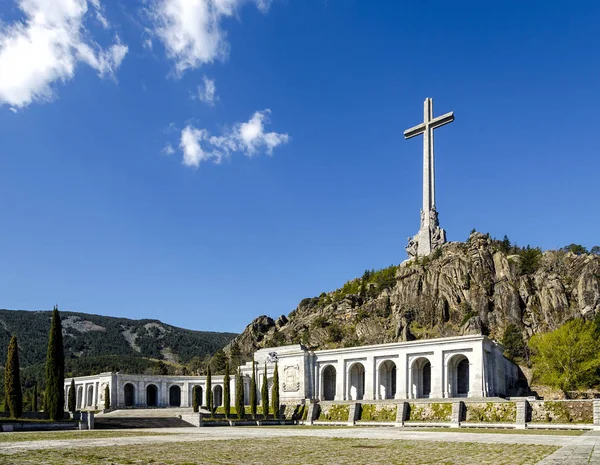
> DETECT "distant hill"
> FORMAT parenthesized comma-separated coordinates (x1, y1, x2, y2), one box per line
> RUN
(0, 309, 237, 393)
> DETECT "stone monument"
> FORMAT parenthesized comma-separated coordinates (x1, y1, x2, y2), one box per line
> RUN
(404, 98, 454, 258)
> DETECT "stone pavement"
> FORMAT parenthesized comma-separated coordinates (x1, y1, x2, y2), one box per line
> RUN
(0, 426, 581, 454)
(535, 431, 600, 465)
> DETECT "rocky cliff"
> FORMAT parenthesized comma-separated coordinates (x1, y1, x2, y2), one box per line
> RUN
(230, 232, 600, 359)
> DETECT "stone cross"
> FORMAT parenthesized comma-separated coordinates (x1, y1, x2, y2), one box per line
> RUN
(404, 98, 454, 258)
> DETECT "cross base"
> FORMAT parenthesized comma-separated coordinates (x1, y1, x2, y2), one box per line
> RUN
(406, 208, 446, 258)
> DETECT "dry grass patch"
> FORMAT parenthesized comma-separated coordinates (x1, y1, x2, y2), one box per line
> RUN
(0, 437, 557, 465)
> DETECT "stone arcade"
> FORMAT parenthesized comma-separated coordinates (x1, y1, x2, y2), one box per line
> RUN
(65, 335, 517, 410)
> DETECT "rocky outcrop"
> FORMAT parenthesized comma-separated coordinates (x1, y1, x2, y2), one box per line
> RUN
(231, 233, 600, 359)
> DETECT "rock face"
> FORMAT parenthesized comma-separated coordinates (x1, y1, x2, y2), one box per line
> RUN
(231, 233, 600, 359)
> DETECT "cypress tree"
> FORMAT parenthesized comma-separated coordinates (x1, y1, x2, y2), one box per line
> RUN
(261, 362, 269, 418)
(32, 383, 38, 412)
(4, 335, 22, 418)
(104, 385, 110, 410)
(192, 386, 199, 413)
(223, 361, 231, 418)
(235, 368, 244, 420)
(206, 366, 213, 416)
(68, 379, 76, 412)
(271, 362, 279, 419)
(45, 306, 65, 421)
(250, 357, 257, 419)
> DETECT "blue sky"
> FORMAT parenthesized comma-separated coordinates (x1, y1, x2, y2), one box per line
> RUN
(0, 1, 598, 333)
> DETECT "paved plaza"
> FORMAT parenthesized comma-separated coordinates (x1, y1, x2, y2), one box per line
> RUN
(1, 427, 599, 464)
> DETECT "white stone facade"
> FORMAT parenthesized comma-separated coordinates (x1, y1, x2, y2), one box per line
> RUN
(65, 335, 517, 410)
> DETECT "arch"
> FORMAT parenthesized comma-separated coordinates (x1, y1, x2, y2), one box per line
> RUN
(378, 360, 397, 399)
(321, 365, 336, 401)
(448, 354, 470, 398)
(169, 385, 181, 407)
(76, 385, 83, 409)
(146, 384, 158, 407)
(411, 357, 431, 399)
(86, 385, 94, 407)
(348, 362, 365, 401)
(192, 385, 203, 407)
(123, 383, 135, 407)
(213, 385, 223, 407)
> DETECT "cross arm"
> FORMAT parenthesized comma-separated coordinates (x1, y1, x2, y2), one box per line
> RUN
(404, 123, 426, 140)
(429, 111, 454, 130)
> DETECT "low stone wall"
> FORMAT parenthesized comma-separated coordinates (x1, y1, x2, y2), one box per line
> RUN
(408, 402, 452, 422)
(464, 402, 516, 423)
(529, 400, 593, 424)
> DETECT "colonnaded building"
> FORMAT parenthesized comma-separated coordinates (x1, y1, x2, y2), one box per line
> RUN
(67, 100, 518, 411)
(65, 335, 518, 410)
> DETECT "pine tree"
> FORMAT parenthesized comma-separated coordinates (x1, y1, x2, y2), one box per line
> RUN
(32, 383, 38, 412)
(271, 362, 279, 419)
(223, 361, 231, 418)
(4, 336, 22, 418)
(261, 362, 269, 418)
(192, 386, 199, 413)
(68, 379, 76, 412)
(250, 357, 257, 419)
(45, 306, 65, 421)
(104, 385, 110, 410)
(235, 368, 245, 420)
(206, 366, 213, 416)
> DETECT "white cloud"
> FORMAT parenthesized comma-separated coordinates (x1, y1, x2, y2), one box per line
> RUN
(195, 75, 217, 105)
(150, 0, 273, 75)
(0, 0, 128, 109)
(162, 143, 175, 155)
(174, 109, 288, 169)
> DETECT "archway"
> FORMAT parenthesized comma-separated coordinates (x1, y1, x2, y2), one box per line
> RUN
(348, 362, 365, 400)
(411, 358, 431, 399)
(448, 354, 470, 397)
(169, 385, 181, 407)
(76, 386, 83, 409)
(213, 385, 223, 407)
(192, 385, 203, 408)
(124, 383, 135, 407)
(146, 384, 158, 407)
(87, 385, 94, 407)
(378, 360, 397, 399)
(321, 365, 336, 401)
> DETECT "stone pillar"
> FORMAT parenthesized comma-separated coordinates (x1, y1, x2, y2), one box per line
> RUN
(430, 349, 443, 398)
(87, 412, 95, 430)
(593, 400, 600, 428)
(364, 356, 375, 400)
(395, 402, 409, 426)
(516, 400, 528, 429)
(183, 381, 189, 407)
(451, 401, 464, 428)
(348, 403, 361, 426)
(469, 344, 485, 398)
(335, 360, 344, 401)
(161, 381, 167, 408)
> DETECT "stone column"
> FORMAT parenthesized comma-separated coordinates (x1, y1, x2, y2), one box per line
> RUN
(161, 381, 167, 408)
(430, 349, 443, 399)
(183, 381, 189, 407)
(396, 356, 407, 399)
(82, 383, 88, 409)
(335, 360, 344, 401)
(469, 344, 485, 398)
(364, 356, 375, 401)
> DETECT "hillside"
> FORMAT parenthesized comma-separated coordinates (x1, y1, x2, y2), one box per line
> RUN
(0, 310, 236, 391)
(229, 232, 600, 360)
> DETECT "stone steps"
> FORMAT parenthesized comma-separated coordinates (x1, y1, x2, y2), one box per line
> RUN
(95, 416, 193, 429)
(100, 408, 194, 418)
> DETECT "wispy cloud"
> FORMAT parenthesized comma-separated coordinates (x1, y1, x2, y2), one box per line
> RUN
(0, 0, 128, 109)
(195, 75, 217, 105)
(177, 109, 289, 169)
(149, 0, 273, 75)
